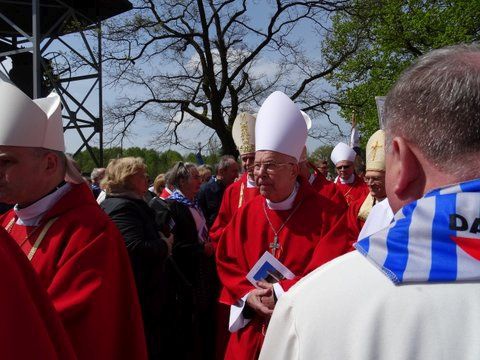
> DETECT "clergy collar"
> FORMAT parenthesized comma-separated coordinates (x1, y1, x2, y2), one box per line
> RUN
(246, 175, 256, 188)
(266, 181, 299, 210)
(336, 173, 355, 184)
(14, 182, 72, 226)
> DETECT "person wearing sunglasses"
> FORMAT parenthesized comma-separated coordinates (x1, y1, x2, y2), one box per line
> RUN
(330, 142, 369, 206)
(261, 44, 480, 360)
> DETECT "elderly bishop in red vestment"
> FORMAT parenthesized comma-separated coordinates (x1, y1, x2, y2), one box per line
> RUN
(216, 91, 353, 360)
(0, 79, 147, 359)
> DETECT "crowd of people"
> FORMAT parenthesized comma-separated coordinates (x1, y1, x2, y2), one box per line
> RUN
(0, 43, 479, 360)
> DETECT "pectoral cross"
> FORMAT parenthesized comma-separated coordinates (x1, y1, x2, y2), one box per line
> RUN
(269, 235, 280, 257)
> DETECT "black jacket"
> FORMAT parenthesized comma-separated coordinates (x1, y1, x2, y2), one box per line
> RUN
(101, 195, 168, 359)
(197, 177, 226, 228)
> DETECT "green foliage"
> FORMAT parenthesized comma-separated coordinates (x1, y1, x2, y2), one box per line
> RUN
(309, 145, 336, 175)
(326, 0, 480, 145)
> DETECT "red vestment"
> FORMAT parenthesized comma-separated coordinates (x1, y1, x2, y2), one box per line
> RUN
(159, 188, 171, 199)
(209, 173, 259, 247)
(334, 175, 369, 206)
(216, 178, 354, 359)
(0, 227, 75, 359)
(209, 173, 259, 359)
(1, 183, 148, 360)
(345, 196, 366, 239)
(308, 163, 347, 212)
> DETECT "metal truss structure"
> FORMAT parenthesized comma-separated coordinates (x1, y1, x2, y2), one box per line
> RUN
(0, 0, 131, 167)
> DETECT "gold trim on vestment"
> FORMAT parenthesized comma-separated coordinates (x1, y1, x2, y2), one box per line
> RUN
(358, 193, 374, 222)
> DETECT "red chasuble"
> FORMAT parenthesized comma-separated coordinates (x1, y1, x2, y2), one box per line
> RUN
(0, 227, 75, 359)
(216, 178, 354, 360)
(209, 172, 259, 247)
(308, 163, 347, 212)
(345, 196, 366, 239)
(334, 175, 369, 206)
(1, 183, 148, 360)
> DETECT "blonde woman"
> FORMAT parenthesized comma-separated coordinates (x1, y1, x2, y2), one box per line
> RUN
(100, 157, 170, 359)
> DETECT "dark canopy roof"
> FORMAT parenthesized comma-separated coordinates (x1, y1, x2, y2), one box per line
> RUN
(0, 0, 132, 37)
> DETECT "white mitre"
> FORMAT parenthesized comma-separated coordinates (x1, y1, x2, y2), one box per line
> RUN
(366, 130, 385, 172)
(0, 78, 83, 183)
(331, 142, 356, 165)
(232, 112, 256, 155)
(301, 111, 312, 130)
(255, 91, 307, 161)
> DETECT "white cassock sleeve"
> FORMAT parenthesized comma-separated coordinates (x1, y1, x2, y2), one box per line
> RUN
(259, 294, 299, 360)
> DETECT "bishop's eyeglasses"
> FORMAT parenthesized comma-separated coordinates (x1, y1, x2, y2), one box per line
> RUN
(253, 162, 294, 174)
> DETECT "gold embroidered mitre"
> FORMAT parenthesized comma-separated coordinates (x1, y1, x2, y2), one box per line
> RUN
(232, 112, 256, 155)
(366, 130, 386, 172)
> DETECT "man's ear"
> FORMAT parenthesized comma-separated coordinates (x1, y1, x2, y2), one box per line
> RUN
(390, 137, 425, 202)
(43, 151, 60, 175)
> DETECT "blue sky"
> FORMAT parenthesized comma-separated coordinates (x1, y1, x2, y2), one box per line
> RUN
(2, 1, 353, 157)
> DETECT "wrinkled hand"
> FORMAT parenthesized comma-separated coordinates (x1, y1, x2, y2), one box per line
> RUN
(257, 281, 276, 308)
(246, 287, 274, 318)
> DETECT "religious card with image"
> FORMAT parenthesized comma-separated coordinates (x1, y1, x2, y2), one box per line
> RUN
(246, 251, 295, 287)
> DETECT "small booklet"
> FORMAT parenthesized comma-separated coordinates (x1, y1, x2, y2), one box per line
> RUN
(246, 251, 295, 287)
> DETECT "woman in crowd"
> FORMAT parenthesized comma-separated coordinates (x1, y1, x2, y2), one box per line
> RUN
(100, 157, 171, 359)
(166, 162, 217, 360)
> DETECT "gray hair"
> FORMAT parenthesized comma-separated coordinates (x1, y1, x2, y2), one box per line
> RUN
(217, 155, 237, 173)
(169, 162, 197, 189)
(91, 167, 105, 181)
(384, 44, 480, 176)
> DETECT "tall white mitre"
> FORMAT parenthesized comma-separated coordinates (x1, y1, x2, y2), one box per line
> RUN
(0, 77, 83, 183)
(255, 91, 307, 161)
(0, 78, 65, 151)
(331, 142, 356, 165)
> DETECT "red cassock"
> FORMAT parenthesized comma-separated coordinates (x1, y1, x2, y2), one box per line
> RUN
(216, 178, 354, 360)
(209, 173, 259, 359)
(0, 227, 75, 359)
(1, 183, 148, 360)
(209, 172, 259, 247)
(308, 163, 347, 212)
(345, 196, 366, 239)
(334, 175, 369, 206)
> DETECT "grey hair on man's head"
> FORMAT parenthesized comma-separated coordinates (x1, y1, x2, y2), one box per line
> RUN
(217, 155, 237, 173)
(169, 162, 197, 189)
(384, 43, 480, 175)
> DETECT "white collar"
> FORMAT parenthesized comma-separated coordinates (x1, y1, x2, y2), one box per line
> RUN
(14, 183, 72, 226)
(336, 174, 355, 184)
(266, 182, 299, 210)
(308, 173, 316, 184)
(246, 175, 256, 188)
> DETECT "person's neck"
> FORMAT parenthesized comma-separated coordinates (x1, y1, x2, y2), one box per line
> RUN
(269, 184, 296, 203)
(17, 180, 66, 209)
